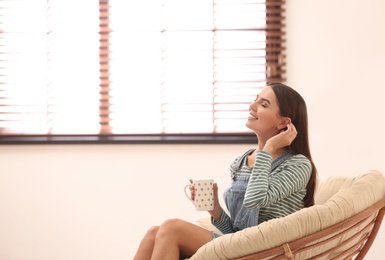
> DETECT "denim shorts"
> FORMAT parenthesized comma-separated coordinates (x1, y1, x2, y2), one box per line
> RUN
(211, 230, 222, 239)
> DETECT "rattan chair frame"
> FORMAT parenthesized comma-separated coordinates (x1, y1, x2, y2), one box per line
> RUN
(236, 198, 385, 260)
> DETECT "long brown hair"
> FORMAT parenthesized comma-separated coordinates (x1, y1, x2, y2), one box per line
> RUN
(269, 82, 317, 207)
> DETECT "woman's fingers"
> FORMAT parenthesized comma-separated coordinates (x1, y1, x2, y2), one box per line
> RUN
(189, 179, 195, 200)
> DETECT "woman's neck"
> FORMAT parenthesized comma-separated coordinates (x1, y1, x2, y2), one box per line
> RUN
(257, 141, 289, 160)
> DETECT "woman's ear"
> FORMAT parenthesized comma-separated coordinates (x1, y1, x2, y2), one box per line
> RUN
(277, 117, 291, 130)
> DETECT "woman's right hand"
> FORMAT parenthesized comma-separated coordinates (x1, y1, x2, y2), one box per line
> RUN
(208, 182, 222, 220)
(189, 179, 219, 203)
(189, 179, 222, 220)
(188, 179, 195, 200)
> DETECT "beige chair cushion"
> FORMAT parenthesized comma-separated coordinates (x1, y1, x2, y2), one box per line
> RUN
(189, 170, 385, 260)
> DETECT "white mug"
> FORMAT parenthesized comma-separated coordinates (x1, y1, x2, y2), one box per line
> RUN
(184, 179, 214, 211)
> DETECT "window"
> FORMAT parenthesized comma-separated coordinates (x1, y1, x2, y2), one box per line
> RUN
(0, 0, 286, 144)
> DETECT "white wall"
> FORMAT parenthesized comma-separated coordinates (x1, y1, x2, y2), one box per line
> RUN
(286, 0, 385, 177)
(0, 144, 251, 260)
(1, 0, 385, 259)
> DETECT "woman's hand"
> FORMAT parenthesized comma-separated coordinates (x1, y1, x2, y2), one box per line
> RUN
(189, 180, 222, 220)
(208, 182, 222, 220)
(264, 122, 297, 154)
(188, 179, 195, 200)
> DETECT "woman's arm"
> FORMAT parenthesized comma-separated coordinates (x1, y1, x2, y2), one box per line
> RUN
(244, 151, 311, 208)
(211, 209, 237, 234)
(208, 183, 237, 234)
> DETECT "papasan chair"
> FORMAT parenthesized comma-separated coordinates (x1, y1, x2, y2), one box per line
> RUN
(188, 170, 385, 260)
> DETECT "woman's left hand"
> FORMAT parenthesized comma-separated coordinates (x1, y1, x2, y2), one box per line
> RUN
(264, 122, 297, 153)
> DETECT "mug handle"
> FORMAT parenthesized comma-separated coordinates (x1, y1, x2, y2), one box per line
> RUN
(184, 184, 196, 206)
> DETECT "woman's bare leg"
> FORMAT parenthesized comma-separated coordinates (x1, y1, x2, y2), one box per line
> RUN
(150, 218, 213, 260)
(133, 226, 160, 260)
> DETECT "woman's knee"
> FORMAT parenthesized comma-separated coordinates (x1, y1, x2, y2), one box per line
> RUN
(156, 218, 211, 257)
(161, 218, 185, 229)
(145, 225, 160, 240)
(157, 218, 187, 238)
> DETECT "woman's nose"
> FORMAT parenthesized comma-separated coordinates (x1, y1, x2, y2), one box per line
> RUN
(249, 102, 257, 111)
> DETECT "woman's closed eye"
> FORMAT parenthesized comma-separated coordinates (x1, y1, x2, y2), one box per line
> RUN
(259, 98, 271, 108)
(251, 99, 268, 108)
(257, 100, 269, 108)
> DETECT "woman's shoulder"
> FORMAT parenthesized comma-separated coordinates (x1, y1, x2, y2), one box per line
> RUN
(291, 153, 309, 160)
(229, 148, 255, 172)
(272, 153, 312, 179)
(285, 153, 311, 168)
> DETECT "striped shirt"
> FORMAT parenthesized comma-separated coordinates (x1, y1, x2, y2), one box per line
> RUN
(213, 150, 311, 233)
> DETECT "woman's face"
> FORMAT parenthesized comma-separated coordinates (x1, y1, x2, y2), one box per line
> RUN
(246, 86, 283, 137)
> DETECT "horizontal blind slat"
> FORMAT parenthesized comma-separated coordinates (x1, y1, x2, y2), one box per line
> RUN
(0, 0, 285, 136)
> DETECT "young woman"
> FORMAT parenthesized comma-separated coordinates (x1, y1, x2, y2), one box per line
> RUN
(133, 83, 317, 260)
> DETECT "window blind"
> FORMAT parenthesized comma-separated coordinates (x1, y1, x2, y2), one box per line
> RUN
(0, 0, 286, 143)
